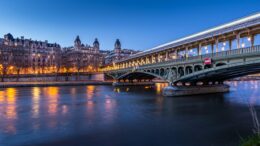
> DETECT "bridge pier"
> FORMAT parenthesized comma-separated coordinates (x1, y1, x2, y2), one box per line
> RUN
(163, 82, 229, 97)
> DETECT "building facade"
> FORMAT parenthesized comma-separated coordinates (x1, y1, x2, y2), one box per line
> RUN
(104, 39, 140, 65)
(0, 33, 62, 75)
(0, 33, 139, 77)
(62, 36, 104, 73)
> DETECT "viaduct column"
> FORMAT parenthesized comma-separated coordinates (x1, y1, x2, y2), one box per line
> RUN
(211, 43, 214, 56)
(215, 38, 219, 53)
(236, 32, 241, 48)
(165, 51, 169, 61)
(198, 43, 202, 55)
(251, 34, 255, 47)
(185, 47, 189, 60)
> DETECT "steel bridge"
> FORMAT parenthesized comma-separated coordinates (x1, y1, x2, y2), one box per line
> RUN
(104, 13, 260, 86)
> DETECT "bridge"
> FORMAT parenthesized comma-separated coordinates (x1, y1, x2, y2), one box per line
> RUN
(103, 13, 260, 96)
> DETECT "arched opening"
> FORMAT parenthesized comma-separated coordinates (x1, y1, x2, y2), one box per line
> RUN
(160, 68, 165, 76)
(185, 66, 193, 75)
(147, 70, 151, 72)
(178, 67, 184, 77)
(194, 65, 202, 72)
(155, 69, 160, 75)
(151, 69, 155, 73)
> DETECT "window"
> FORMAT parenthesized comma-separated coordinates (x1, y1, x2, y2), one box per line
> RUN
(218, 41, 230, 51)
(188, 48, 198, 57)
(254, 34, 260, 46)
(231, 39, 237, 50)
(177, 50, 186, 58)
(201, 45, 212, 55)
(240, 36, 251, 48)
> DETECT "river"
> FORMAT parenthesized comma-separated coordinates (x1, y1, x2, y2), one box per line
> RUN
(0, 81, 259, 146)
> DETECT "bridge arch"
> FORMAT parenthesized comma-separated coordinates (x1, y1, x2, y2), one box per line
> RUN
(178, 66, 185, 77)
(194, 64, 203, 72)
(160, 68, 165, 76)
(174, 59, 260, 83)
(185, 66, 193, 75)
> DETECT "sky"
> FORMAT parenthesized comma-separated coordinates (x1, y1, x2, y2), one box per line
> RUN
(0, 0, 259, 51)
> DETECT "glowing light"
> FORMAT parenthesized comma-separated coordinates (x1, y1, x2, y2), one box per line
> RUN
(223, 42, 226, 46)
(47, 87, 59, 116)
(32, 87, 40, 118)
(241, 43, 245, 48)
(248, 37, 251, 41)
(6, 88, 17, 119)
(221, 47, 225, 51)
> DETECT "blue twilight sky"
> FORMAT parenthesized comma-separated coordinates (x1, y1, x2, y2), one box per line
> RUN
(0, 0, 259, 50)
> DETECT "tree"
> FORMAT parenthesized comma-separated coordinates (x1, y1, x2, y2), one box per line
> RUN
(54, 49, 62, 81)
(75, 51, 84, 80)
(0, 47, 12, 82)
(11, 48, 29, 81)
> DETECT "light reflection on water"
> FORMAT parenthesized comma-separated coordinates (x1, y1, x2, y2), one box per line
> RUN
(1, 81, 260, 146)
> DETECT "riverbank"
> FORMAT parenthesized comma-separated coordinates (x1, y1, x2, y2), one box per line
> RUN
(0, 81, 112, 88)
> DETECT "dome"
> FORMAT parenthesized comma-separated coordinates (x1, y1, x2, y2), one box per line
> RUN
(93, 38, 99, 45)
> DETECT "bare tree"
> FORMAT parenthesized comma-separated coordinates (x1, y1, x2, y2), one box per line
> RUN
(11, 48, 28, 81)
(54, 50, 62, 81)
(75, 51, 84, 80)
(0, 47, 12, 82)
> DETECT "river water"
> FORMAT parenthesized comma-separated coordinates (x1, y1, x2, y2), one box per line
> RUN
(0, 81, 259, 146)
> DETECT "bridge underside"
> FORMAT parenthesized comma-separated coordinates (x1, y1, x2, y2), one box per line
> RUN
(178, 63, 260, 83)
(108, 62, 260, 84)
(117, 72, 160, 81)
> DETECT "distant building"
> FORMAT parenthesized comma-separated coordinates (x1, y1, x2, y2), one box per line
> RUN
(0, 33, 139, 75)
(0, 38, 3, 45)
(104, 39, 140, 64)
(0, 33, 62, 74)
(62, 36, 104, 72)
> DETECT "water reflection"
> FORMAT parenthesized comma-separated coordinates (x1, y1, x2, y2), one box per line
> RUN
(114, 87, 120, 93)
(2, 81, 260, 146)
(104, 95, 117, 123)
(47, 87, 59, 116)
(226, 81, 260, 105)
(155, 83, 168, 94)
(6, 88, 17, 120)
(0, 88, 18, 134)
(32, 87, 40, 118)
(86, 85, 95, 99)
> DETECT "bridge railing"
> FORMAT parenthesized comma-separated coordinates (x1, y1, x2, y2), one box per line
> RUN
(107, 45, 260, 72)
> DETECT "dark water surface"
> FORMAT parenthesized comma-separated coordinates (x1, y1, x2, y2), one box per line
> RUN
(0, 81, 260, 146)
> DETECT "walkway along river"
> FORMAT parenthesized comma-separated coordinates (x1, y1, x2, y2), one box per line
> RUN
(0, 81, 259, 146)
